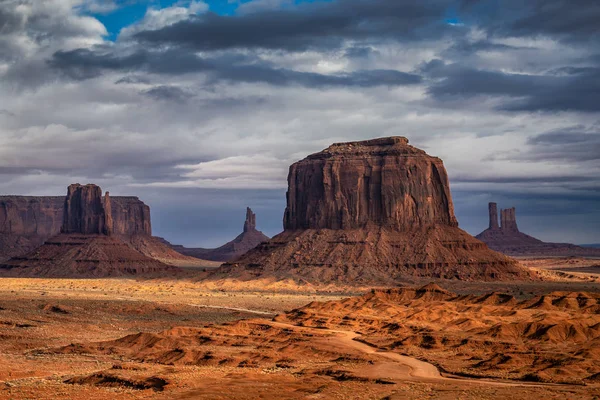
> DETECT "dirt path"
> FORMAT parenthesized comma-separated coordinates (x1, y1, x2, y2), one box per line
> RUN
(190, 304, 277, 316)
(268, 321, 559, 387)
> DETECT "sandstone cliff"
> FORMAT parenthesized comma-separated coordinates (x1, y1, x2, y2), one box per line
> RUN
(477, 202, 600, 257)
(61, 184, 112, 235)
(217, 137, 531, 284)
(284, 137, 458, 230)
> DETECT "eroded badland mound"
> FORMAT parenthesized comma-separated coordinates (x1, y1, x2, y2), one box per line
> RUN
(168, 207, 270, 262)
(0, 184, 180, 277)
(276, 285, 600, 384)
(218, 137, 531, 284)
(46, 285, 600, 398)
(477, 202, 600, 257)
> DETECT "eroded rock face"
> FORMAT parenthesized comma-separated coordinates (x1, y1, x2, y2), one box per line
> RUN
(0, 196, 151, 237)
(500, 207, 518, 232)
(219, 137, 531, 284)
(0, 197, 64, 237)
(61, 184, 112, 235)
(284, 137, 458, 230)
(488, 202, 499, 230)
(110, 197, 152, 236)
(243, 207, 257, 233)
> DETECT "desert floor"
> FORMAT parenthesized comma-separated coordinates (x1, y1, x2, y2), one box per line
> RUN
(0, 257, 599, 399)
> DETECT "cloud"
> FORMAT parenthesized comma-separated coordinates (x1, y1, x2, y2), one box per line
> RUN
(525, 127, 600, 162)
(50, 47, 422, 88)
(142, 85, 194, 102)
(423, 60, 600, 112)
(119, 1, 209, 38)
(134, 0, 458, 52)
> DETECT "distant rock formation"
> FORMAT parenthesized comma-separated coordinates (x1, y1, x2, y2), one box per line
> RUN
(477, 202, 600, 257)
(0, 194, 152, 261)
(168, 207, 270, 262)
(0, 184, 183, 277)
(216, 137, 531, 284)
(0, 190, 206, 265)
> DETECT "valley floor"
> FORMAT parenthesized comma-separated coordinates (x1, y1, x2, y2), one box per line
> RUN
(0, 257, 598, 399)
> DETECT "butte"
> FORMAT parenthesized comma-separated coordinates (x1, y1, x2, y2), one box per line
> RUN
(217, 137, 532, 284)
(0, 184, 180, 277)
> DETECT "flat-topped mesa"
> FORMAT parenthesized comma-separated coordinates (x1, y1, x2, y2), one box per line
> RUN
(500, 207, 518, 232)
(243, 207, 257, 233)
(61, 184, 113, 235)
(284, 136, 458, 230)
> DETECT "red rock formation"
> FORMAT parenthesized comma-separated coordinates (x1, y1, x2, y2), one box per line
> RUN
(61, 184, 109, 235)
(0, 184, 181, 277)
(243, 207, 256, 233)
(284, 137, 458, 230)
(103, 192, 114, 236)
(477, 202, 600, 257)
(500, 207, 518, 232)
(0, 194, 152, 261)
(0, 234, 180, 278)
(488, 202, 499, 230)
(169, 207, 270, 262)
(110, 197, 151, 236)
(217, 137, 530, 284)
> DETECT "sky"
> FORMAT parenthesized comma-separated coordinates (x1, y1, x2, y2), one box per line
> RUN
(0, 0, 599, 247)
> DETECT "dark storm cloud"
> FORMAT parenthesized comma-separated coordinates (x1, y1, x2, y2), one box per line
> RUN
(133, 0, 458, 52)
(0, 6, 23, 34)
(142, 85, 194, 102)
(114, 75, 151, 84)
(498, 0, 600, 41)
(51, 48, 422, 88)
(422, 60, 600, 112)
(459, 0, 600, 43)
(525, 127, 600, 162)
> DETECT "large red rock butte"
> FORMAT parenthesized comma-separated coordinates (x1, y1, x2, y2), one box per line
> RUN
(218, 137, 531, 284)
(0, 184, 182, 277)
(167, 207, 270, 262)
(476, 202, 600, 257)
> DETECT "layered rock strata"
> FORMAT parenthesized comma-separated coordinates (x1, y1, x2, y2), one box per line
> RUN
(218, 137, 530, 284)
